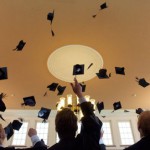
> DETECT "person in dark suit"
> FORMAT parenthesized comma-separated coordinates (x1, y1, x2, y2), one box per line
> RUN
(0, 124, 46, 150)
(124, 110, 150, 150)
(99, 128, 106, 150)
(48, 78, 102, 150)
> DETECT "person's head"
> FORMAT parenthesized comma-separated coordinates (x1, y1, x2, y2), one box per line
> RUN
(137, 110, 150, 138)
(0, 124, 6, 145)
(55, 108, 78, 139)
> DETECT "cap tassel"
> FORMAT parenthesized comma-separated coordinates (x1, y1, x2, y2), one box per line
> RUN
(51, 29, 55, 36)
(0, 114, 5, 121)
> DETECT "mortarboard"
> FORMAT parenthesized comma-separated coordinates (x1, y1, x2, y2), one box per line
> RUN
(96, 69, 110, 79)
(47, 83, 58, 91)
(136, 77, 149, 88)
(93, 2, 108, 18)
(12, 120, 23, 131)
(4, 123, 14, 140)
(47, 10, 55, 36)
(13, 40, 26, 51)
(80, 83, 86, 92)
(136, 108, 144, 115)
(73, 64, 84, 75)
(113, 101, 122, 111)
(38, 107, 51, 122)
(115, 67, 125, 75)
(96, 102, 104, 113)
(0, 93, 7, 112)
(0, 67, 8, 80)
(22, 96, 36, 107)
(57, 85, 66, 95)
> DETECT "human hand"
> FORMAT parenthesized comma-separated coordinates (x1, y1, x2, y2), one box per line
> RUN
(28, 128, 37, 137)
(70, 78, 83, 98)
(0, 124, 6, 145)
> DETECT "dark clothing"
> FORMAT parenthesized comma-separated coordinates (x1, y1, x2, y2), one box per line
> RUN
(49, 102, 102, 150)
(0, 141, 47, 150)
(100, 144, 106, 150)
(124, 135, 150, 150)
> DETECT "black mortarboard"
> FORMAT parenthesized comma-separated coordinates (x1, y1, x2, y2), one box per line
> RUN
(22, 96, 36, 107)
(0, 93, 6, 112)
(80, 83, 86, 92)
(96, 69, 110, 79)
(57, 85, 66, 95)
(93, 2, 108, 18)
(115, 67, 125, 75)
(4, 123, 14, 140)
(12, 120, 23, 131)
(47, 10, 55, 36)
(47, 83, 58, 91)
(136, 108, 144, 115)
(73, 64, 84, 75)
(113, 101, 122, 111)
(13, 40, 26, 51)
(0, 67, 8, 80)
(96, 102, 104, 113)
(136, 77, 149, 88)
(38, 107, 51, 122)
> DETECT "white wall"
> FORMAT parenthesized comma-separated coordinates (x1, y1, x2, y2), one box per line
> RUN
(1, 109, 140, 150)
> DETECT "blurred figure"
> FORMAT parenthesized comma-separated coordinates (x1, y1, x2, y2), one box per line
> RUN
(124, 110, 150, 150)
(99, 128, 106, 150)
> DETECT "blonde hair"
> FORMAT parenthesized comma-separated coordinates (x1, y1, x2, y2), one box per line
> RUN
(138, 110, 150, 137)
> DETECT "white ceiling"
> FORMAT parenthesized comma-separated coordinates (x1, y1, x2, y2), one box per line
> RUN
(0, 0, 150, 110)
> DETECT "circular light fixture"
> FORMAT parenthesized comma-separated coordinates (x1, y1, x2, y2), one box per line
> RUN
(47, 45, 103, 82)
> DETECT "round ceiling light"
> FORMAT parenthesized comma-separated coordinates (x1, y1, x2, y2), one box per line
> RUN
(47, 45, 103, 82)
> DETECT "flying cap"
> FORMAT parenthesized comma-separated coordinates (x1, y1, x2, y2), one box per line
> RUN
(113, 101, 122, 111)
(47, 10, 55, 36)
(80, 83, 86, 92)
(115, 67, 125, 75)
(13, 40, 26, 51)
(47, 83, 58, 91)
(57, 85, 66, 95)
(96, 102, 104, 113)
(22, 96, 36, 106)
(136, 108, 144, 115)
(73, 64, 84, 75)
(4, 123, 14, 140)
(38, 107, 51, 122)
(93, 2, 108, 18)
(136, 77, 149, 88)
(0, 67, 8, 80)
(12, 120, 23, 131)
(96, 69, 110, 79)
(0, 93, 6, 112)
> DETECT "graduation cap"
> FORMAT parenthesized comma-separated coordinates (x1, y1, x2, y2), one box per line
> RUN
(115, 67, 125, 75)
(47, 10, 55, 36)
(38, 107, 51, 122)
(96, 69, 110, 79)
(22, 96, 36, 107)
(93, 2, 108, 18)
(136, 77, 149, 88)
(80, 83, 86, 92)
(13, 40, 26, 51)
(0, 67, 8, 80)
(96, 102, 104, 113)
(0, 93, 7, 112)
(4, 123, 14, 140)
(112, 101, 122, 112)
(136, 108, 144, 115)
(47, 83, 58, 91)
(73, 64, 84, 75)
(57, 85, 66, 95)
(12, 120, 23, 131)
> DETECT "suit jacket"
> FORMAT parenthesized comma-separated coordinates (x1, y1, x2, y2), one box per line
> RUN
(48, 102, 102, 150)
(124, 135, 150, 150)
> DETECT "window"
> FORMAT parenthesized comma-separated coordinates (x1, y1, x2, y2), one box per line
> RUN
(118, 121, 134, 145)
(102, 122, 113, 145)
(12, 122, 28, 146)
(36, 122, 49, 145)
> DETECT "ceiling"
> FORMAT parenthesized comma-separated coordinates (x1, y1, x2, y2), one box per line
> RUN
(1, 0, 150, 110)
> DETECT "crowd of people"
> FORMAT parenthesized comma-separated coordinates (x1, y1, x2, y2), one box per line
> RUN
(0, 78, 150, 150)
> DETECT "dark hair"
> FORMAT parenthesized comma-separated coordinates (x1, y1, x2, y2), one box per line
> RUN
(55, 108, 78, 139)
